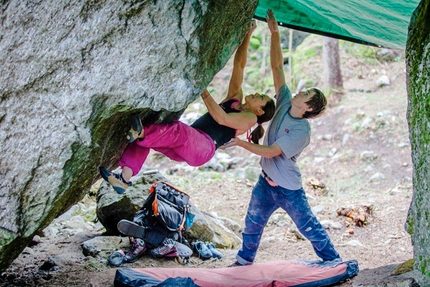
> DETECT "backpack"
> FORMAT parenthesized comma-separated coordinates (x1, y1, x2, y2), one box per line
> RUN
(132, 181, 194, 248)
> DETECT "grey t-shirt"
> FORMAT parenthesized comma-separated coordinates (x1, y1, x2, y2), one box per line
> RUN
(260, 84, 310, 190)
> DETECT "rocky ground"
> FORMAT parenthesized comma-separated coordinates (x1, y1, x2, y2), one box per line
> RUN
(0, 34, 417, 286)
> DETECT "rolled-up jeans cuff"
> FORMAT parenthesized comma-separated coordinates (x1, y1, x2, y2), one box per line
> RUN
(235, 255, 252, 266)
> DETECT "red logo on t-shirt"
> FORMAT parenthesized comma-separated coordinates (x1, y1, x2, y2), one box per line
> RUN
(285, 128, 290, 133)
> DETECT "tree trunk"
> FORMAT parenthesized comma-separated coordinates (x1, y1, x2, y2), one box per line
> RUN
(405, 0, 430, 286)
(322, 37, 343, 105)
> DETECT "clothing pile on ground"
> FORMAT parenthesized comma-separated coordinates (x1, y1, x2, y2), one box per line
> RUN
(108, 237, 223, 267)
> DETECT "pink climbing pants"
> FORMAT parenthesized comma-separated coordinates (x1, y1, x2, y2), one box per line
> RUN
(119, 121, 216, 176)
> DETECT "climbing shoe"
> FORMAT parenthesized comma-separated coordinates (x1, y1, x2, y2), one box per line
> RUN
(108, 250, 125, 267)
(192, 240, 212, 260)
(99, 166, 132, 194)
(117, 219, 146, 239)
(149, 238, 178, 258)
(205, 242, 223, 259)
(124, 238, 147, 263)
(126, 114, 143, 143)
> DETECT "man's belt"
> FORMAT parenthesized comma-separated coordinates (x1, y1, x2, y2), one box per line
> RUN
(261, 170, 278, 187)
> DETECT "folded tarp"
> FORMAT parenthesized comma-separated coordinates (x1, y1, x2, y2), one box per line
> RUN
(114, 259, 359, 287)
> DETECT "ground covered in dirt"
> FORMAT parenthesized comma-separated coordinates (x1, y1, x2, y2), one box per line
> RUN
(0, 34, 415, 286)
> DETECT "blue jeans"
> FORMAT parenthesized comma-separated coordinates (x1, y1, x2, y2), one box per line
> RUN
(236, 175, 340, 265)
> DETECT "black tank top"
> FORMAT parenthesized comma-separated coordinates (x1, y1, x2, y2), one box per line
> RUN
(191, 99, 242, 149)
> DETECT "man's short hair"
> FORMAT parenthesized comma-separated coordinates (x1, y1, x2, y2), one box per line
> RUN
(303, 88, 327, 118)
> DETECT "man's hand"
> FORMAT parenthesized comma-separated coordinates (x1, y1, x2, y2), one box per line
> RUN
(221, 137, 242, 149)
(266, 10, 279, 34)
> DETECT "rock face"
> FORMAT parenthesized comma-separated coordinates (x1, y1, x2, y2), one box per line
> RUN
(0, 0, 258, 272)
(405, 0, 430, 286)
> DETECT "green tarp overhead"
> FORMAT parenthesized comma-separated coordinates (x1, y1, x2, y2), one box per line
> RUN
(254, 0, 420, 49)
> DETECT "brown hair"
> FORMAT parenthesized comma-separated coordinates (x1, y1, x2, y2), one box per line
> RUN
(249, 97, 276, 144)
(303, 88, 327, 119)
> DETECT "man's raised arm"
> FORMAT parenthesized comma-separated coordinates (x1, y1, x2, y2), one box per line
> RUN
(267, 10, 286, 94)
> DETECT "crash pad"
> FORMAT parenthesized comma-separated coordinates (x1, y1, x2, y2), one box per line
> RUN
(114, 259, 359, 287)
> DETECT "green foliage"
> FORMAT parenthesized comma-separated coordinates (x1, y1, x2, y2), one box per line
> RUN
(246, 68, 271, 93)
(290, 35, 323, 91)
(198, 171, 223, 181)
(85, 257, 104, 272)
(293, 34, 322, 58)
(294, 45, 320, 61)
(421, 259, 428, 276)
(340, 40, 373, 57)
(406, 216, 414, 235)
(250, 35, 262, 50)
(338, 40, 399, 65)
(83, 208, 96, 223)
